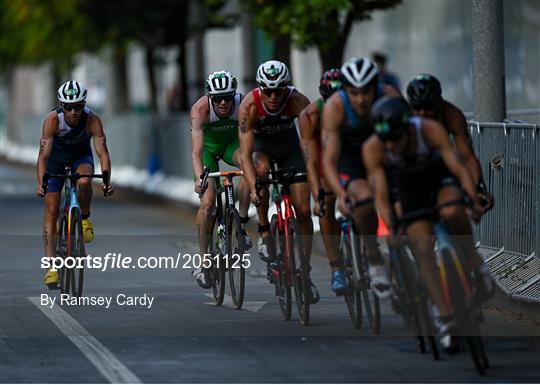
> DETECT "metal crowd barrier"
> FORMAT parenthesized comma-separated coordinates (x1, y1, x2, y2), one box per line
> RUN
(469, 120, 539, 303)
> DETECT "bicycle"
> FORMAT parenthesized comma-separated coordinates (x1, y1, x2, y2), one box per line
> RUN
(41, 168, 110, 298)
(318, 189, 381, 332)
(399, 199, 489, 375)
(387, 220, 439, 360)
(199, 167, 247, 309)
(256, 166, 311, 325)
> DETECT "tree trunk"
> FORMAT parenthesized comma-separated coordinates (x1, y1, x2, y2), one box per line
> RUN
(113, 46, 129, 113)
(318, 42, 345, 71)
(273, 34, 291, 65)
(145, 46, 158, 114)
(178, 41, 189, 111)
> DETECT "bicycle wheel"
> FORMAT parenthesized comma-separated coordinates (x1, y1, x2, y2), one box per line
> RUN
(340, 220, 362, 329)
(416, 292, 440, 360)
(289, 218, 310, 325)
(209, 215, 226, 306)
(357, 235, 381, 334)
(226, 208, 245, 310)
(443, 250, 486, 375)
(68, 207, 85, 298)
(56, 214, 69, 294)
(396, 247, 427, 353)
(271, 214, 291, 320)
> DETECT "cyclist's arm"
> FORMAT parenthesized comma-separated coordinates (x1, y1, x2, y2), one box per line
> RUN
(238, 93, 257, 194)
(299, 103, 321, 201)
(89, 114, 111, 176)
(423, 119, 479, 206)
(36, 113, 57, 189)
(363, 136, 392, 228)
(190, 96, 208, 179)
(444, 101, 483, 184)
(321, 93, 346, 200)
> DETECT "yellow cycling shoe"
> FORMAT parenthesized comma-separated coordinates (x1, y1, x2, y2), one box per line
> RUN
(82, 218, 94, 243)
(44, 268, 59, 290)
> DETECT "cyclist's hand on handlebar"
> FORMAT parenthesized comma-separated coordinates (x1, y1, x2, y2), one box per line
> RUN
(250, 189, 260, 206)
(102, 183, 114, 197)
(338, 195, 352, 217)
(194, 180, 204, 195)
(477, 190, 494, 213)
(313, 201, 322, 217)
(465, 195, 483, 224)
(36, 183, 46, 198)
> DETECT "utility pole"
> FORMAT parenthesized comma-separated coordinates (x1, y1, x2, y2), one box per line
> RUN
(240, 13, 257, 91)
(472, 0, 506, 122)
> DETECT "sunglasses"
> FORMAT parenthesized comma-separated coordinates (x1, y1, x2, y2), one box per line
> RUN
(62, 102, 85, 111)
(211, 94, 235, 104)
(261, 87, 287, 97)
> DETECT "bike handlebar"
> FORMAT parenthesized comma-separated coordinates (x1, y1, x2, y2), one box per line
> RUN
(392, 197, 471, 233)
(198, 168, 243, 197)
(41, 170, 111, 197)
(255, 167, 307, 197)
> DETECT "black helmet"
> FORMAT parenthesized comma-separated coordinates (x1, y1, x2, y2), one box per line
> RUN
(319, 68, 342, 100)
(406, 74, 442, 110)
(371, 96, 412, 141)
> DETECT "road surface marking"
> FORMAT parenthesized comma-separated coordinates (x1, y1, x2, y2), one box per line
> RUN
(204, 293, 267, 312)
(29, 297, 142, 384)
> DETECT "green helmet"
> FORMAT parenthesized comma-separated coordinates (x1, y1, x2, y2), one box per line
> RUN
(205, 71, 238, 96)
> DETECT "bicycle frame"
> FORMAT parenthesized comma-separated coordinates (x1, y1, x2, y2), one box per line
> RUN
(60, 178, 81, 255)
(272, 183, 296, 286)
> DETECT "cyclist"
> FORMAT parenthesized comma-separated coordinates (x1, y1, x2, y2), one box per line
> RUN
(321, 57, 400, 298)
(191, 70, 252, 289)
(406, 74, 494, 212)
(238, 60, 319, 303)
(299, 68, 347, 294)
(363, 96, 492, 350)
(37, 80, 113, 289)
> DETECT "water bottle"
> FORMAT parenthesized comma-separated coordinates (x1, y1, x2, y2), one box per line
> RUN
(216, 223, 225, 251)
(271, 185, 279, 202)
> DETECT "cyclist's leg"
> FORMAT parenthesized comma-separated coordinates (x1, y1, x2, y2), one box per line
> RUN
(43, 193, 61, 260)
(347, 179, 379, 263)
(229, 144, 250, 219)
(43, 153, 66, 285)
(278, 132, 313, 259)
(437, 183, 494, 299)
(73, 159, 94, 216)
(338, 147, 380, 264)
(405, 219, 448, 317)
(198, 149, 219, 256)
(73, 155, 95, 243)
(437, 184, 480, 270)
(290, 182, 313, 259)
(320, 177, 340, 270)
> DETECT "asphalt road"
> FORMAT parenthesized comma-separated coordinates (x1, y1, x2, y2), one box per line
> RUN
(1, 161, 539, 383)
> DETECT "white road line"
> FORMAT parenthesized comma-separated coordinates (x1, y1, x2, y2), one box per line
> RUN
(204, 293, 267, 312)
(28, 297, 142, 384)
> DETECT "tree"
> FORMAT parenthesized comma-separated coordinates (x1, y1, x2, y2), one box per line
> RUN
(241, 0, 402, 70)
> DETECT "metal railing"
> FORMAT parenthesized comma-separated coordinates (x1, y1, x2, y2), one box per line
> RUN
(469, 120, 539, 303)
(469, 120, 539, 255)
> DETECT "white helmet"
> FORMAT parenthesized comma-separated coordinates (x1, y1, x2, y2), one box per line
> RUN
(340, 57, 379, 88)
(57, 80, 87, 103)
(256, 60, 290, 89)
(205, 71, 238, 96)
